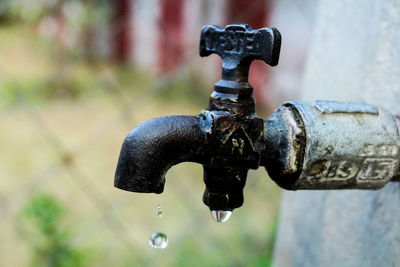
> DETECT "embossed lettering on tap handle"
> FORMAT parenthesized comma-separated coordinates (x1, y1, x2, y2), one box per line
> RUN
(114, 24, 282, 212)
(114, 24, 399, 215)
(200, 24, 281, 83)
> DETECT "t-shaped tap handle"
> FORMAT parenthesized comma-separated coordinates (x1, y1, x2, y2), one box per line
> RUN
(200, 24, 281, 84)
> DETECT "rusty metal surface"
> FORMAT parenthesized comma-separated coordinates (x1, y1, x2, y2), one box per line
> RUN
(200, 24, 280, 84)
(265, 100, 400, 190)
(114, 24, 399, 213)
(114, 116, 209, 193)
(263, 105, 305, 189)
(114, 24, 281, 211)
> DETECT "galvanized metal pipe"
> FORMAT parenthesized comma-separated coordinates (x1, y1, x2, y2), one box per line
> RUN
(114, 24, 398, 215)
(264, 100, 400, 190)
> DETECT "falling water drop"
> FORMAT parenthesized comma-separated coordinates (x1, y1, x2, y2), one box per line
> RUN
(149, 232, 168, 249)
(157, 202, 162, 217)
(211, 210, 232, 223)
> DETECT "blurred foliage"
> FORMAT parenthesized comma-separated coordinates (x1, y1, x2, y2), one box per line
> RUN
(154, 68, 210, 108)
(0, 0, 111, 61)
(0, 22, 209, 108)
(170, 221, 277, 267)
(1, 0, 110, 26)
(15, 194, 92, 267)
(0, 5, 280, 266)
(0, 0, 113, 106)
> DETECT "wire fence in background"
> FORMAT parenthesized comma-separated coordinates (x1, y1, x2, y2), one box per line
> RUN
(1, 45, 281, 266)
(0, 1, 294, 265)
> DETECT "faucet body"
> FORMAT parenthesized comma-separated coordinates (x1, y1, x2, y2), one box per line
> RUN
(115, 24, 281, 211)
(114, 24, 399, 214)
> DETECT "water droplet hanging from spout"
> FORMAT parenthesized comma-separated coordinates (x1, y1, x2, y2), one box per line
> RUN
(211, 210, 232, 223)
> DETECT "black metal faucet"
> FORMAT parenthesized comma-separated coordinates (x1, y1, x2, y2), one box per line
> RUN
(114, 24, 281, 215)
(114, 24, 400, 222)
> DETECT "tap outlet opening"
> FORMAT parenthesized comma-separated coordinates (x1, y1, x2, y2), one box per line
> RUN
(202, 166, 248, 210)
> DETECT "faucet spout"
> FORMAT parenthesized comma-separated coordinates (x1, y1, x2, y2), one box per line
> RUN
(114, 115, 208, 194)
(113, 24, 282, 216)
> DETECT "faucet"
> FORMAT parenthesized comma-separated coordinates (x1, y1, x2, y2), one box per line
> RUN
(115, 24, 400, 222)
(114, 24, 281, 219)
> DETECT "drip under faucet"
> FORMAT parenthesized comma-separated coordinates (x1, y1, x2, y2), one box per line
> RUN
(114, 24, 400, 221)
(114, 24, 281, 218)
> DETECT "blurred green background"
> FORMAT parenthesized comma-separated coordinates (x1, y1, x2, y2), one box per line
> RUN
(0, 1, 282, 266)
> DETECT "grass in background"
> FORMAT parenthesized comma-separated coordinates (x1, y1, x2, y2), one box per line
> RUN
(0, 24, 209, 108)
(0, 22, 281, 267)
(15, 194, 91, 267)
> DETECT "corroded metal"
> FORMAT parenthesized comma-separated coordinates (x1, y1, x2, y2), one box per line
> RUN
(114, 116, 209, 193)
(115, 24, 281, 211)
(265, 100, 400, 189)
(114, 24, 399, 213)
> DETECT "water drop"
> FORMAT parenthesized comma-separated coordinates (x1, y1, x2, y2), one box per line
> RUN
(149, 232, 168, 249)
(211, 210, 232, 223)
(157, 202, 162, 217)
